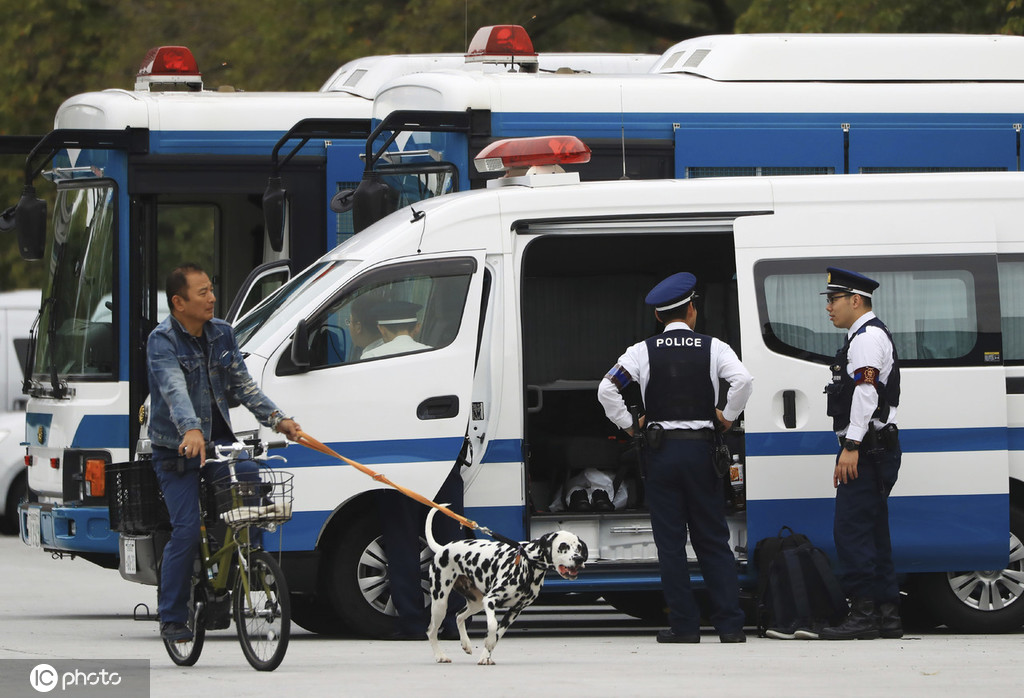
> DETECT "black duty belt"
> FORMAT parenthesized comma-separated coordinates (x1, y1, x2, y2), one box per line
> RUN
(662, 429, 715, 442)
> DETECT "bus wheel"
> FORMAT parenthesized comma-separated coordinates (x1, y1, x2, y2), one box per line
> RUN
(325, 515, 431, 638)
(916, 505, 1024, 632)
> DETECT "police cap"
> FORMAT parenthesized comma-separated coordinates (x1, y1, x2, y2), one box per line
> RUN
(645, 272, 698, 312)
(375, 300, 422, 325)
(822, 267, 879, 298)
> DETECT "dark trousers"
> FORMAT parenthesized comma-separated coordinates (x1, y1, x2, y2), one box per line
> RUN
(833, 445, 901, 602)
(377, 465, 465, 634)
(645, 439, 744, 635)
(152, 444, 258, 624)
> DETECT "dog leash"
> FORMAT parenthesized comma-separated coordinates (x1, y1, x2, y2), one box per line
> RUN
(294, 431, 528, 558)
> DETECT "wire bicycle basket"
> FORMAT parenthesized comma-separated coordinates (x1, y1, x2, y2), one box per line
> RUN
(210, 466, 294, 529)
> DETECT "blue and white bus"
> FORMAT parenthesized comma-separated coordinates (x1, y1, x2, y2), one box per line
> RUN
(356, 33, 1024, 224)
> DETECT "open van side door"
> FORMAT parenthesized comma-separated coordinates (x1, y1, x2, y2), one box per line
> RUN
(734, 202, 1009, 573)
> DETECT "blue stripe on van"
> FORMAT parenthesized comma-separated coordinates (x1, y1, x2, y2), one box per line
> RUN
(71, 415, 129, 449)
(280, 436, 465, 467)
(480, 439, 522, 464)
(747, 426, 1011, 457)
(748, 492, 1009, 573)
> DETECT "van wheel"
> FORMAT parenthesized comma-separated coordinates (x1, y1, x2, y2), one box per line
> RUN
(602, 590, 668, 622)
(290, 594, 348, 635)
(916, 505, 1024, 632)
(0, 472, 26, 535)
(326, 515, 430, 638)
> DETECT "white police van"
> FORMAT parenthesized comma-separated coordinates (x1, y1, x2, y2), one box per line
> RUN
(215, 136, 1024, 637)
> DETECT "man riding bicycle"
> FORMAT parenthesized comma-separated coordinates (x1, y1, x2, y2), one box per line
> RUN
(147, 263, 301, 643)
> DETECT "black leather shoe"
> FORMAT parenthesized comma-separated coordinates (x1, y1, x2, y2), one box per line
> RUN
(568, 489, 592, 512)
(160, 621, 193, 643)
(719, 631, 746, 643)
(877, 601, 904, 639)
(820, 598, 880, 640)
(656, 629, 700, 643)
(591, 489, 615, 512)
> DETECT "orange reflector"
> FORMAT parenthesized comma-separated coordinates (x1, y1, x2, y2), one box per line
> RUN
(50, 457, 59, 469)
(24, 454, 32, 466)
(85, 459, 106, 497)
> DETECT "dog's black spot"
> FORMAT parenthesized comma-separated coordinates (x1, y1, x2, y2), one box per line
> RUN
(439, 549, 450, 567)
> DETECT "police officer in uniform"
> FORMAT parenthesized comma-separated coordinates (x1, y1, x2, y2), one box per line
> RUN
(598, 272, 753, 643)
(819, 267, 903, 640)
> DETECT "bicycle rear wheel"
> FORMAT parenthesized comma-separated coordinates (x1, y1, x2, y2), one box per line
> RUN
(234, 550, 291, 671)
(164, 578, 207, 666)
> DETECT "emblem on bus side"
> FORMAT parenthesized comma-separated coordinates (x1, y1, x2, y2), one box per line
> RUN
(37, 426, 45, 444)
(139, 405, 147, 426)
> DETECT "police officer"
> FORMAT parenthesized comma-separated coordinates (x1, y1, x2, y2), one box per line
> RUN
(598, 272, 753, 643)
(819, 267, 903, 640)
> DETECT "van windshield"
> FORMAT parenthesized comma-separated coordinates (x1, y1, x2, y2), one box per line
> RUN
(234, 260, 358, 349)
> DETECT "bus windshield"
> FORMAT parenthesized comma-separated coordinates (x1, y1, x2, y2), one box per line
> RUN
(33, 182, 117, 385)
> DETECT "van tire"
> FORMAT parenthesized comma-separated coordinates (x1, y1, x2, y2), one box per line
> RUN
(325, 515, 400, 638)
(0, 472, 26, 535)
(916, 505, 1024, 632)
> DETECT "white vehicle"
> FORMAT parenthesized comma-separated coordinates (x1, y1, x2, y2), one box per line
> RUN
(6, 27, 657, 569)
(0, 289, 41, 533)
(218, 137, 1024, 636)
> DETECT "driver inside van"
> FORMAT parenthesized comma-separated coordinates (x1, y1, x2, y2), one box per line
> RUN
(360, 300, 431, 359)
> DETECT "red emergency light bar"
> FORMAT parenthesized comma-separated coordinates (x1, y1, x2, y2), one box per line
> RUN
(474, 135, 591, 174)
(138, 46, 200, 77)
(465, 25, 539, 66)
(136, 46, 203, 91)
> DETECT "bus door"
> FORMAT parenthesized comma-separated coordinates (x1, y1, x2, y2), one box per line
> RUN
(258, 250, 488, 550)
(734, 210, 1009, 573)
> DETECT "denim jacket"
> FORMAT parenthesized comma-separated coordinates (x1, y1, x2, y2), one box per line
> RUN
(147, 315, 287, 450)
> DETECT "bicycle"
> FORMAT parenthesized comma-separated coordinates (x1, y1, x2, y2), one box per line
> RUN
(109, 441, 294, 671)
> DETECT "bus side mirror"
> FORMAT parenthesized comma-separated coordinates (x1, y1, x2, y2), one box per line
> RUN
(351, 172, 398, 233)
(13, 186, 46, 261)
(262, 177, 286, 253)
(290, 318, 310, 368)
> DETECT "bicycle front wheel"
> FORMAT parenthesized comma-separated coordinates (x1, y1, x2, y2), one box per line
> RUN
(233, 550, 291, 671)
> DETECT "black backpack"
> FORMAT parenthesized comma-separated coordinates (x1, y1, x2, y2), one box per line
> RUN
(753, 526, 849, 637)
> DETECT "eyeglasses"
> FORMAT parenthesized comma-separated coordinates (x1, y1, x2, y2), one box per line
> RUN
(825, 293, 852, 304)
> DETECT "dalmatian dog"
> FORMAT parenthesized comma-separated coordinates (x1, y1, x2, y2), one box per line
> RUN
(424, 506, 588, 665)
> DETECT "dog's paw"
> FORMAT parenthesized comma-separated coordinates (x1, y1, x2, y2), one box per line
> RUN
(477, 651, 495, 666)
(461, 639, 473, 655)
(435, 654, 452, 664)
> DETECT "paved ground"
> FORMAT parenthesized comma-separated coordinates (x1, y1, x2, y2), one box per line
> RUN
(0, 533, 1018, 697)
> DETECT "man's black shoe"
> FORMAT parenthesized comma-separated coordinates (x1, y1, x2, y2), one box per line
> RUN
(568, 489, 592, 512)
(160, 621, 193, 643)
(820, 598, 880, 640)
(719, 632, 747, 643)
(656, 629, 700, 643)
(591, 489, 615, 512)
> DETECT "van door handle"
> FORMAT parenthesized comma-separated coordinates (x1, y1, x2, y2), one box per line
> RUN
(782, 390, 797, 429)
(417, 395, 460, 420)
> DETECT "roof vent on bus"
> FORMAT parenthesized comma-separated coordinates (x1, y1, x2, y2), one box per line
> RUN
(465, 25, 540, 73)
(476, 135, 590, 188)
(135, 46, 203, 92)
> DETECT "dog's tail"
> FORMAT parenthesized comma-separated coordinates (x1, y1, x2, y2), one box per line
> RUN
(424, 504, 449, 554)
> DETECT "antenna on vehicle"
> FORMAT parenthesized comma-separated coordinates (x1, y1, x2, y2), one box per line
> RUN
(620, 86, 628, 180)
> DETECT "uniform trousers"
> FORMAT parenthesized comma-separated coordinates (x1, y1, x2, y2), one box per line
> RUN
(833, 444, 901, 602)
(377, 464, 465, 635)
(645, 438, 744, 635)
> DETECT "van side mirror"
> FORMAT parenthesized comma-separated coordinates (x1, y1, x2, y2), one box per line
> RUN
(14, 185, 46, 261)
(290, 318, 310, 368)
(262, 176, 286, 253)
(351, 172, 398, 233)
